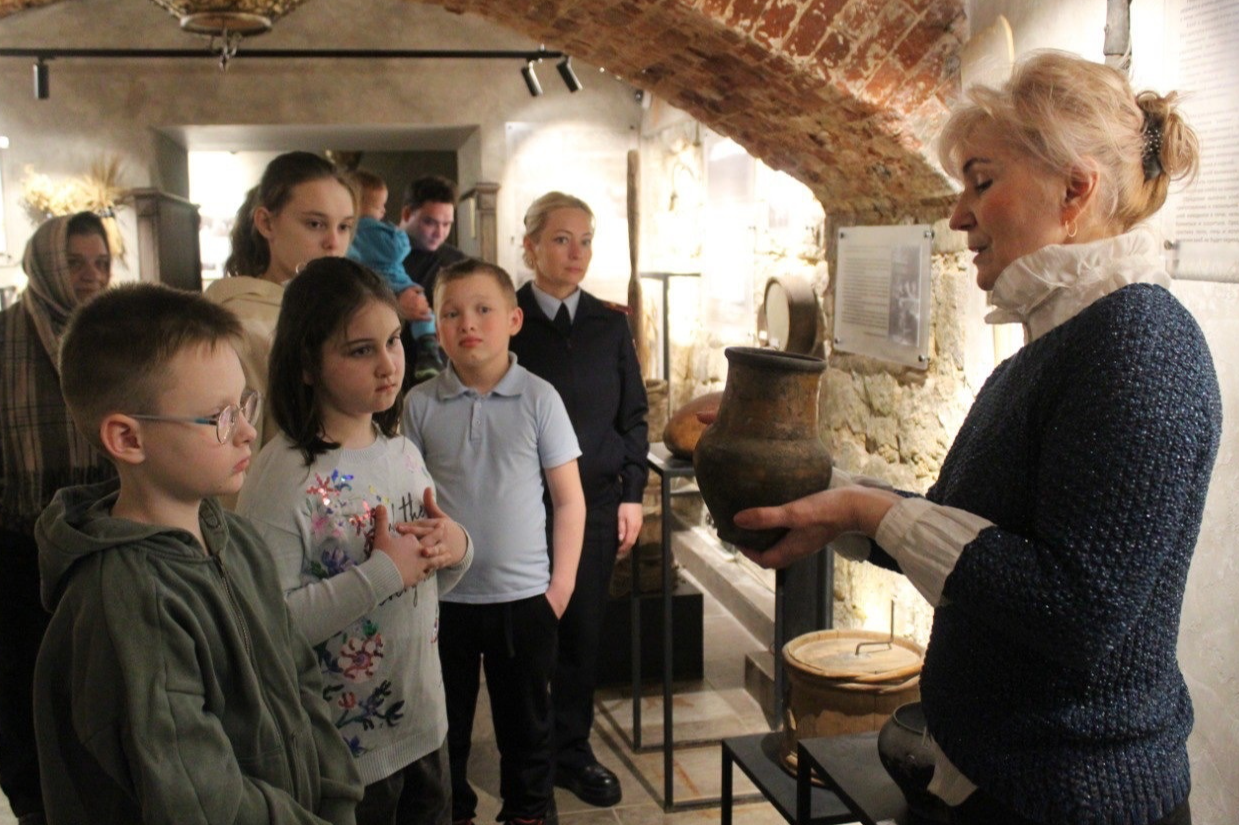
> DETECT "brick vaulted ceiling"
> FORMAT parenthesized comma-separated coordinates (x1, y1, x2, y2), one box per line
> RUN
(426, 0, 968, 215)
(1, 0, 968, 215)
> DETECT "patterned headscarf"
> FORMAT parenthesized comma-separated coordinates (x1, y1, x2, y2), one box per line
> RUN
(1, 214, 115, 534)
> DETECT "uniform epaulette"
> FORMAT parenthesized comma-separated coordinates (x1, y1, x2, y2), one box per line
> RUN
(600, 300, 632, 316)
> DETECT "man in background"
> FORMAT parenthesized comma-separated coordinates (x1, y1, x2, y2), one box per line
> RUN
(400, 175, 467, 304)
(399, 175, 466, 388)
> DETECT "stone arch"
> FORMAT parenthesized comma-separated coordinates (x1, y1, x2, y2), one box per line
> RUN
(1, 0, 967, 214)
(425, 0, 967, 215)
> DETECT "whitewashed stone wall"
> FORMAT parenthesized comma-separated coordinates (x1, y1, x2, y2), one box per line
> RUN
(639, 110, 993, 648)
(816, 214, 995, 646)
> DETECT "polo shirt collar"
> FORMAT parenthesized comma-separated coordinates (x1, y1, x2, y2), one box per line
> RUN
(435, 353, 527, 399)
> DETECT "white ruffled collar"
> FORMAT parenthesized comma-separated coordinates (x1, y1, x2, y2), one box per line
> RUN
(985, 227, 1169, 342)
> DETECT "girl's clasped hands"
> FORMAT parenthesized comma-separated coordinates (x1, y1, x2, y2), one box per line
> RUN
(373, 487, 466, 588)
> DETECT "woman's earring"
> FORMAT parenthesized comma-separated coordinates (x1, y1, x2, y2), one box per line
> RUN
(1065, 218, 1078, 239)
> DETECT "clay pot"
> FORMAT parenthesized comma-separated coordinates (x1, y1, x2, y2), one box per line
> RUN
(876, 702, 950, 824)
(663, 391, 723, 459)
(781, 630, 923, 777)
(693, 347, 832, 552)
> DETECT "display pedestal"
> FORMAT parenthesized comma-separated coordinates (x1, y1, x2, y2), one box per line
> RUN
(720, 732, 854, 825)
(597, 580, 703, 686)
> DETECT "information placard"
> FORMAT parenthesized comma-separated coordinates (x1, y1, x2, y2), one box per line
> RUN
(1164, 0, 1239, 282)
(833, 225, 933, 369)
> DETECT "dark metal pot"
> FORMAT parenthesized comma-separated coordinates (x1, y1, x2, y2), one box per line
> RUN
(876, 701, 951, 824)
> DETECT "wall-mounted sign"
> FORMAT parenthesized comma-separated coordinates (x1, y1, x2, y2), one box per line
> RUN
(1163, 0, 1239, 283)
(833, 224, 932, 370)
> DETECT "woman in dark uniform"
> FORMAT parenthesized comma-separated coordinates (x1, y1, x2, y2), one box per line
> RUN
(509, 192, 648, 808)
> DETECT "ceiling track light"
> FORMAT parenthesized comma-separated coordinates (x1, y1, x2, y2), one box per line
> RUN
(33, 58, 49, 100)
(557, 56, 582, 93)
(521, 61, 543, 97)
(4, 46, 579, 97)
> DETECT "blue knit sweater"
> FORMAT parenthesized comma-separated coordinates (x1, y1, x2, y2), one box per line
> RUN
(892, 283, 1220, 824)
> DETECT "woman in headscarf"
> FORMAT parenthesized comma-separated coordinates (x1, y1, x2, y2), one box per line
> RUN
(0, 212, 116, 824)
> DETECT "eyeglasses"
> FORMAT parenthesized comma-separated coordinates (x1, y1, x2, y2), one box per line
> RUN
(129, 389, 262, 444)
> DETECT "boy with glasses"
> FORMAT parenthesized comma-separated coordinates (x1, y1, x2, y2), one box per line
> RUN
(127, 386, 262, 443)
(32, 283, 363, 823)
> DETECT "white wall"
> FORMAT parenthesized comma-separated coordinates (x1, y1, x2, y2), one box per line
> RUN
(0, 0, 640, 286)
(1167, 277, 1239, 825)
(967, 0, 1107, 60)
(1130, 3, 1239, 822)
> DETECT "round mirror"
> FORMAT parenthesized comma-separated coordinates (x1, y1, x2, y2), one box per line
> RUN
(761, 276, 817, 354)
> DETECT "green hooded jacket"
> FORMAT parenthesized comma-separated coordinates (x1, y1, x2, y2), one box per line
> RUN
(34, 478, 363, 824)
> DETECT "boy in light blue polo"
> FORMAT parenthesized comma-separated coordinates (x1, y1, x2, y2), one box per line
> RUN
(402, 259, 585, 825)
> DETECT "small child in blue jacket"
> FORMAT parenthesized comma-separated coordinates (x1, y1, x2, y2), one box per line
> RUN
(347, 170, 445, 384)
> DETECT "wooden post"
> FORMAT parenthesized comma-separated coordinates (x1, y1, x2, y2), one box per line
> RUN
(626, 150, 651, 375)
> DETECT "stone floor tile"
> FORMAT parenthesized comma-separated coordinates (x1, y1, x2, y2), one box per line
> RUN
(557, 807, 624, 824)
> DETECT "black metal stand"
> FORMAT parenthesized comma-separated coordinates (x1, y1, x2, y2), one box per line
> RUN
(773, 547, 834, 725)
(629, 443, 838, 811)
(633, 443, 715, 810)
(796, 733, 908, 825)
(721, 732, 855, 824)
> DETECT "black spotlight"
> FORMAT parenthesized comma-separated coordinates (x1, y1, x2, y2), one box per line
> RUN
(33, 59, 49, 100)
(521, 61, 543, 97)
(556, 56, 582, 93)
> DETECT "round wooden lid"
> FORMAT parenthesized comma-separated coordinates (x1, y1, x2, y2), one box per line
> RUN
(784, 629, 923, 683)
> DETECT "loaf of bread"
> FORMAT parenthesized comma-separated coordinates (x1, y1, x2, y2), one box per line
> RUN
(663, 391, 723, 459)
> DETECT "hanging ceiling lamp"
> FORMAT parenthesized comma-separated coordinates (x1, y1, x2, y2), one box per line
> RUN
(149, 0, 311, 35)
(148, 1, 312, 64)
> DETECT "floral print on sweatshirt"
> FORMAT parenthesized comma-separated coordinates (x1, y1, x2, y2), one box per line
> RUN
(303, 467, 426, 753)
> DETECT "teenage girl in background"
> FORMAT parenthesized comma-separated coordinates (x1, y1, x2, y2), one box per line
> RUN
(206, 151, 357, 448)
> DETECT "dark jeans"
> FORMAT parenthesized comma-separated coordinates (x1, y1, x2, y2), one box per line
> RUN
(950, 789, 1191, 825)
(551, 504, 619, 771)
(0, 529, 48, 820)
(356, 740, 452, 825)
(439, 596, 558, 822)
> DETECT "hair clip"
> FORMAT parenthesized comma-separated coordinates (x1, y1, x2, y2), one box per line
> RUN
(1141, 110, 1164, 181)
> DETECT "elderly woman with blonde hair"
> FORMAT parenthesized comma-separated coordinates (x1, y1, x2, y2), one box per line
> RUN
(734, 52, 1218, 825)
